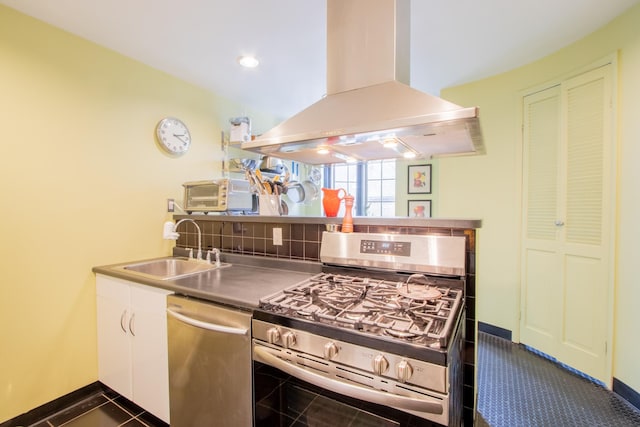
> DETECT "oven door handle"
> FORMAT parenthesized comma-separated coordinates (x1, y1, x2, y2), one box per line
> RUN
(167, 308, 248, 335)
(253, 345, 443, 415)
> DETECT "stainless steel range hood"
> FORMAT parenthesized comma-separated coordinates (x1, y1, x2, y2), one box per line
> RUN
(242, 0, 484, 164)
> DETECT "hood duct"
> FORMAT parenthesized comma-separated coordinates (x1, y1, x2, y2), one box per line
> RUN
(241, 0, 484, 164)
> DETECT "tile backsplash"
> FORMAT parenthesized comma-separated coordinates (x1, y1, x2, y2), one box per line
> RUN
(177, 222, 324, 261)
(176, 221, 473, 263)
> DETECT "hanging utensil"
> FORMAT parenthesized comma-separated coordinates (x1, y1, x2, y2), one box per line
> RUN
(259, 156, 285, 174)
(301, 179, 319, 203)
(309, 167, 322, 185)
(284, 181, 305, 204)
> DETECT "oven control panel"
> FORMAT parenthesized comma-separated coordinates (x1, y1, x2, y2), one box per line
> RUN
(320, 231, 466, 276)
(360, 239, 411, 256)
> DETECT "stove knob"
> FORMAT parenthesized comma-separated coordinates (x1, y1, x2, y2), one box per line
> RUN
(323, 342, 339, 360)
(282, 331, 296, 349)
(266, 327, 281, 344)
(372, 354, 389, 375)
(396, 359, 413, 383)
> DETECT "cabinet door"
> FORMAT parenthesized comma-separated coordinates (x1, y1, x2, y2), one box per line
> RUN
(96, 276, 133, 400)
(96, 275, 172, 423)
(130, 284, 172, 423)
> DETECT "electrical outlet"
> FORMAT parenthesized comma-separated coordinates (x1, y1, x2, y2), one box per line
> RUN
(167, 198, 175, 212)
(273, 227, 283, 246)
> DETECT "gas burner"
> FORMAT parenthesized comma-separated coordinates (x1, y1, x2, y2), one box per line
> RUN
(383, 329, 422, 340)
(344, 313, 366, 321)
(396, 285, 443, 301)
(296, 309, 315, 317)
(259, 271, 464, 348)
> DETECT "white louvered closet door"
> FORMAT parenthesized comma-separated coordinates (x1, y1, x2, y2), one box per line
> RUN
(521, 64, 614, 385)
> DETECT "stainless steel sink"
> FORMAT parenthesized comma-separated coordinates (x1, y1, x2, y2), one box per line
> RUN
(118, 258, 230, 280)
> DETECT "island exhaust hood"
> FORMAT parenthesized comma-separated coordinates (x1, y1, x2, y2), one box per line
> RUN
(241, 0, 484, 164)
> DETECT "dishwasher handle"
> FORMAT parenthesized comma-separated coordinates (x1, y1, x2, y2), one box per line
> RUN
(167, 308, 248, 335)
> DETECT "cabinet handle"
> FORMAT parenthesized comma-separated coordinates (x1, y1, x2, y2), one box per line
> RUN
(120, 310, 127, 333)
(129, 312, 136, 336)
(554, 220, 565, 226)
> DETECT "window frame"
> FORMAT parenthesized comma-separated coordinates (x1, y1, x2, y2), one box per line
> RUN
(323, 160, 396, 216)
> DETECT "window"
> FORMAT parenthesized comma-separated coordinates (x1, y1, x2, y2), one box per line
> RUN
(366, 160, 396, 216)
(324, 160, 396, 216)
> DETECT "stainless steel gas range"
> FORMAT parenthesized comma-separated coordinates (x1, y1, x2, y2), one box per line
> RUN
(252, 232, 467, 426)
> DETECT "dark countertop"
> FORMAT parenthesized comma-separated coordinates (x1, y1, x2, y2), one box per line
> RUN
(172, 214, 482, 229)
(92, 253, 321, 310)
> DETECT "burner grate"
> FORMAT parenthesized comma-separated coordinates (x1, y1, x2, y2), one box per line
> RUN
(259, 272, 463, 348)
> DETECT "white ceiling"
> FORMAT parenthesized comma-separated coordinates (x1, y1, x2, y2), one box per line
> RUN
(2, 0, 638, 122)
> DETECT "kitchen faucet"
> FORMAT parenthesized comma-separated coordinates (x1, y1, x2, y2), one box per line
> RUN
(163, 219, 203, 261)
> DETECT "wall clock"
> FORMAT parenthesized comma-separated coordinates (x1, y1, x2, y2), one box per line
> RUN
(155, 117, 191, 155)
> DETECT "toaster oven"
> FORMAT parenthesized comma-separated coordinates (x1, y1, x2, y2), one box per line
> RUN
(183, 179, 256, 213)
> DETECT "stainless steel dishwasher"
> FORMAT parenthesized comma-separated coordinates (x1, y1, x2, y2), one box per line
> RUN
(167, 295, 252, 427)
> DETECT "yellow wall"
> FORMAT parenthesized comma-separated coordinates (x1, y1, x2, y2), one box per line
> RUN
(0, 6, 277, 421)
(440, 4, 640, 391)
(3, 3, 640, 420)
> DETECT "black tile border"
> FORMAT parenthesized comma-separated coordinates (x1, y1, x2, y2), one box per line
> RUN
(2, 382, 169, 427)
(0, 382, 103, 427)
(112, 395, 146, 417)
(614, 377, 640, 411)
(66, 401, 132, 426)
(135, 406, 169, 427)
(478, 321, 513, 341)
(47, 394, 108, 426)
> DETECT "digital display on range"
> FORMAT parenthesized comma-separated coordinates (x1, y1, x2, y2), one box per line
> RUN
(360, 240, 411, 256)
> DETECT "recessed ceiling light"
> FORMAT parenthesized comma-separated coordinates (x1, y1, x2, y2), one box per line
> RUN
(317, 147, 330, 155)
(382, 137, 398, 148)
(238, 55, 259, 68)
(403, 152, 416, 159)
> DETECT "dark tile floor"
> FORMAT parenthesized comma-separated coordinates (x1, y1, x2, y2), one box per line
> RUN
(28, 388, 167, 427)
(477, 332, 640, 426)
(23, 332, 640, 426)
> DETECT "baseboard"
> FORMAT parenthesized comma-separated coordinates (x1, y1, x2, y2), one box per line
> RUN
(0, 382, 104, 427)
(478, 321, 512, 341)
(613, 377, 640, 411)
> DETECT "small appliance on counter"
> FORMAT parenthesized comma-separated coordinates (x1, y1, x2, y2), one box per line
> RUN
(183, 179, 256, 214)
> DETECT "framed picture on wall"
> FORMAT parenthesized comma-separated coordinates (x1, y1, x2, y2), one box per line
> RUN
(408, 200, 432, 218)
(408, 164, 432, 194)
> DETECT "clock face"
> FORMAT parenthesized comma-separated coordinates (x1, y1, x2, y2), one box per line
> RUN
(156, 117, 191, 155)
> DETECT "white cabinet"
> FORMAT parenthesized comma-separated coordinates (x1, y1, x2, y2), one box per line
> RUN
(96, 274, 173, 423)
